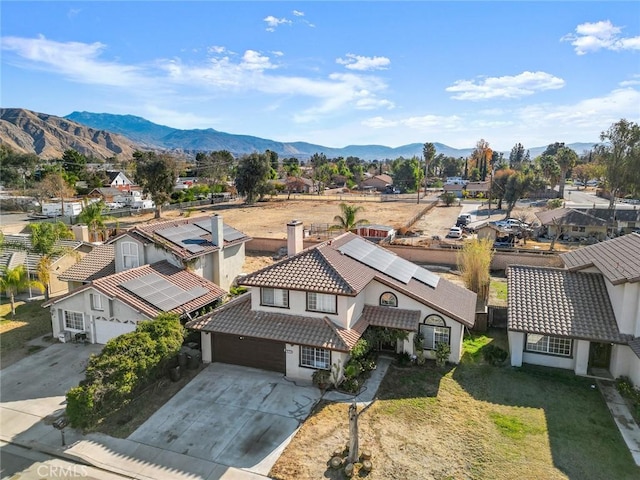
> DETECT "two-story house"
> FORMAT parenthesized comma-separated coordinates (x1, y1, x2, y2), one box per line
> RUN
(186, 220, 477, 382)
(507, 232, 640, 386)
(47, 214, 251, 344)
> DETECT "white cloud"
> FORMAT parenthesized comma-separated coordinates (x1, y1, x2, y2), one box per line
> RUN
(362, 114, 461, 130)
(336, 53, 391, 71)
(446, 71, 565, 100)
(241, 50, 276, 71)
(208, 45, 227, 54)
(1, 35, 148, 87)
(562, 20, 640, 55)
(619, 74, 640, 87)
(292, 10, 304, 17)
(263, 15, 291, 32)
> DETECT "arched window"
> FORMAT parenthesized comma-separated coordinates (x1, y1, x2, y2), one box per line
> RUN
(379, 292, 398, 307)
(122, 241, 139, 269)
(419, 314, 450, 350)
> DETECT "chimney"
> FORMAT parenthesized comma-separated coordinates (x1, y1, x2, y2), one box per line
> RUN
(287, 220, 304, 256)
(211, 214, 224, 248)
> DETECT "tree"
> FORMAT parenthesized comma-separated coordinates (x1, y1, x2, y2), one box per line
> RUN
(457, 238, 494, 303)
(423, 142, 436, 177)
(195, 150, 234, 192)
(61, 149, 88, 177)
(133, 151, 179, 218)
(471, 139, 492, 181)
(234, 153, 272, 204)
(0, 265, 44, 315)
(594, 119, 640, 210)
(503, 171, 532, 217)
(28, 221, 74, 299)
(78, 200, 113, 242)
(392, 157, 423, 192)
(440, 191, 457, 206)
(509, 143, 529, 170)
(331, 203, 369, 231)
(36, 172, 76, 214)
(555, 146, 578, 199)
(490, 169, 516, 210)
(538, 155, 561, 191)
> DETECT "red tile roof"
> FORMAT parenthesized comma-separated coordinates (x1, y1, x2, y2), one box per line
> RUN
(59, 245, 115, 283)
(45, 261, 226, 319)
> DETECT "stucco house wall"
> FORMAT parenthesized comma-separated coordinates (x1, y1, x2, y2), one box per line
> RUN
(285, 344, 349, 383)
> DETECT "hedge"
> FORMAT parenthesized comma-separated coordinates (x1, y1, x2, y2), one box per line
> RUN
(66, 313, 184, 429)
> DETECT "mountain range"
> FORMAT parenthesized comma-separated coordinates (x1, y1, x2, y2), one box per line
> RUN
(0, 108, 597, 161)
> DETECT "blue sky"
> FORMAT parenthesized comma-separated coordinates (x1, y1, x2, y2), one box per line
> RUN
(2, 1, 639, 151)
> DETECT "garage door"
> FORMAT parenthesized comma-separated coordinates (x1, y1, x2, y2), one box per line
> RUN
(94, 319, 136, 344)
(213, 333, 285, 373)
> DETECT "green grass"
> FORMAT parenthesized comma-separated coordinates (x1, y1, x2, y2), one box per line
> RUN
(0, 298, 52, 362)
(491, 279, 508, 301)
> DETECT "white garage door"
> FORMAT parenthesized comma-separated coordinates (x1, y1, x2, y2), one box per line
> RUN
(94, 319, 136, 344)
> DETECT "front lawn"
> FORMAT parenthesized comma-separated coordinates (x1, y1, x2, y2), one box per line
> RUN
(0, 299, 52, 366)
(271, 332, 638, 479)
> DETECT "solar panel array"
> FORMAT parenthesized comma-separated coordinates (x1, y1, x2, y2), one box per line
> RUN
(121, 273, 208, 312)
(194, 220, 246, 243)
(155, 224, 208, 253)
(338, 237, 440, 288)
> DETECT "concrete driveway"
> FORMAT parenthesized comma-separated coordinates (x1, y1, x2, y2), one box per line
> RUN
(0, 343, 103, 445)
(128, 363, 322, 477)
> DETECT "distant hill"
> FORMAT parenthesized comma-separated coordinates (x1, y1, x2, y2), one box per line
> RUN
(65, 111, 477, 160)
(0, 108, 140, 160)
(0, 108, 596, 162)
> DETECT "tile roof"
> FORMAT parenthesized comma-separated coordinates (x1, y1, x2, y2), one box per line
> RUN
(575, 207, 640, 224)
(186, 295, 365, 352)
(45, 261, 226, 319)
(536, 208, 607, 227)
(0, 234, 83, 272)
(560, 232, 640, 284)
(240, 233, 476, 327)
(59, 245, 115, 283)
(120, 215, 251, 260)
(628, 338, 640, 360)
(362, 305, 420, 331)
(507, 265, 631, 343)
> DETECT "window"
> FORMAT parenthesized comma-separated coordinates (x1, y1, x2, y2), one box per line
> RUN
(261, 288, 289, 308)
(64, 311, 84, 331)
(91, 293, 103, 311)
(526, 334, 572, 357)
(419, 315, 450, 350)
(307, 292, 337, 314)
(380, 292, 398, 307)
(300, 346, 330, 369)
(122, 241, 139, 269)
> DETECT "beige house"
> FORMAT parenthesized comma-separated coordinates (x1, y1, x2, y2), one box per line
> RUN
(536, 208, 607, 241)
(360, 174, 393, 192)
(508, 233, 640, 386)
(187, 220, 477, 382)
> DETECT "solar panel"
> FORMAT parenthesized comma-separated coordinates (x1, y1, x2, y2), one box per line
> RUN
(121, 273, 209, 311)
(195, 220, 246, 243)
(156, 224, 209, 252)
(338, 237, 439, 288)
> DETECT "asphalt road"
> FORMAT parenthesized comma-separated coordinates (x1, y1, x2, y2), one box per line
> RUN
(0, 442, 131, 480)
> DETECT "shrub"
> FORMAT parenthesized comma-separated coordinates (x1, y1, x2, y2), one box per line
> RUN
(397, 351, 412, 366)
(341, 377, 360, 394)
(312, 369, 330, 388)
(435, 342, 451, 367)
(482, 344, 508, 366)
(66, 314, 184, 429)
(350, 339, 370, 360)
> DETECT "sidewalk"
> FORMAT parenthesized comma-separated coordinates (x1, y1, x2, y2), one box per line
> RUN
(0, 406, 268, 480)
(597, 379, 640, 466)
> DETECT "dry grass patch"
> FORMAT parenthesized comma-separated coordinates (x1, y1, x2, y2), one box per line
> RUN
(1, 299, 53, 367)
(271, 334, 638, 480)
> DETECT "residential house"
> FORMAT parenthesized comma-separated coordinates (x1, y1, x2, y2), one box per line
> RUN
(360, 174, 394, 192)
(0, 234, 90, 298)
(476, 222, 513, 244)
(286, 176, 316, 194)
(464, 181, 490, 198)
(443, 183, 465, 198)
(59, 244, 116, 290)
(108, 214, 251, 291)
(186, 220, 476, 382)
(86, 187, 124, 203)
(507, 233, 640, 386)
(105, 171, 134, 190)
(575, 207, 640, 235)
(44, 261, 226, 344)
(536, 208, 607, 241)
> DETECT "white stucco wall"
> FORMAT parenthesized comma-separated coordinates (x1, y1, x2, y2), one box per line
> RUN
(201, 331, 212, 362)
(50, 287, 149, 344)
(284, 343, 349, 383)
(113, 236, 145, 272)
(522, 350, 576, 370)
(611, 345, 640, 387)
(220, 243, 245, 291)
(509, 331, 524, 367)
(574, 340, 590, 375)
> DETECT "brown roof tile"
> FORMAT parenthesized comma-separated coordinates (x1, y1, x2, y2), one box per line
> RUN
(536, 208, 607, 227)
(240, 233, 476, 327)
(186, 295, 363, 351)
(507, 265, 631, 343)
(45, 261, 226, 319)
(560, 232, 640, 284)
(362, 305, 420, 330)
(628, 338, 640, 360)
(59, 245, 115, 283)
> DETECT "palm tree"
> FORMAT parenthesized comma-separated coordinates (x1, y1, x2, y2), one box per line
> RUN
(78, 200, 113, 242)
(28, 221, 74, 300)
(332, 203, 369, 232)
(0, 265, 44, 315)
(556, 147, 578, 200)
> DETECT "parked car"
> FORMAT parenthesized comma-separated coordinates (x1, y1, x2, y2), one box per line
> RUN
(586, 180, 599, 187)
(456, 214, 472, 227)
(447, 226, 463, 239)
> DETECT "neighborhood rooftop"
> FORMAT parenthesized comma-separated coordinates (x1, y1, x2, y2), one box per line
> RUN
(507, 265, 631, 344)
(59, 244, 115, 283)
(560, 232, 640, 284)
(0, 233, 83, 272)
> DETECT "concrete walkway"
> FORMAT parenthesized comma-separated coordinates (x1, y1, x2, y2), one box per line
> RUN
(597, 379, 640, 466)
(323, 356, 392, 406)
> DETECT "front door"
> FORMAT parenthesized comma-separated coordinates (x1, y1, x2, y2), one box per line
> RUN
(589, 342, 612, 369)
